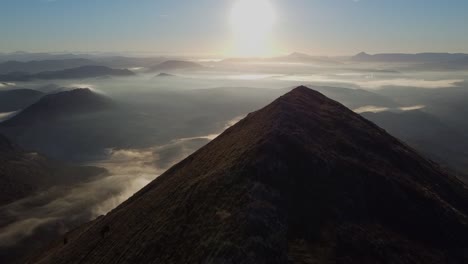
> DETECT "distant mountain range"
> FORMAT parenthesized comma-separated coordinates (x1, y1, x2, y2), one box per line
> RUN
(276, 52, 341, 63)
(96, 56, 168, 68)
(0, 65, 135, 82)
(0, 52, 171, 69)
(0, 59, 98, 74)
(2, 52, 468, 72)
(221, 52, 340, 64)
(155, 72, 176, 77)
(0, 52, 91, 62)
(421, 56, 468, 71)
(28, 86, 468, 264)
(147, 60, 203, 72)
(352, 52, 468, 63)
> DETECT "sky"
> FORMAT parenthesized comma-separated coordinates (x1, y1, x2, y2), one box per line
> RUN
(1, 0, 468, 56)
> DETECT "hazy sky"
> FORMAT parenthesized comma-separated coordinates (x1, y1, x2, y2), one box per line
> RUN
(1, 0, 468, 56)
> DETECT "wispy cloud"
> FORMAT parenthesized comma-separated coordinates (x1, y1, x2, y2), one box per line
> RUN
(354, 105, 426, 113)
(0, 111, 19, 122)
(276, 75, 463, 89)
(354, 105, 389, 113)
(0, 115, 243, 249)
(399, 105, 425, 111)
(0, 82, 16, 88)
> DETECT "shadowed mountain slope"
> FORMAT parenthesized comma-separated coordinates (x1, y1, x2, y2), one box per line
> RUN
(363, 110, 468, 179)
(147, 60, 202, 72)
(0, 89, 116, 160)
(0, 133, 106, 207)
(1, 88, 114, 127)
(0, 89, 44, 112)
(29, 86, 468, 264)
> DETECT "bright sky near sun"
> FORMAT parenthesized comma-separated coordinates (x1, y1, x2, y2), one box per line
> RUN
(230, 0, 276, 57)
(1, 0, 468, 56)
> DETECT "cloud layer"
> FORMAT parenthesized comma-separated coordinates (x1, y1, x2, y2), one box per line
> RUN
(0, 115, 242, 252)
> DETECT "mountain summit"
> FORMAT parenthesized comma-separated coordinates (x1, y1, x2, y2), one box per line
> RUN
(1, 88, 114, 126)
(29, 86, 468, 263)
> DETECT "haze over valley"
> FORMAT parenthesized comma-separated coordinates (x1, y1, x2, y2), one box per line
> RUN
(0, 50, 468, 262)
(2, 0, 468, 263)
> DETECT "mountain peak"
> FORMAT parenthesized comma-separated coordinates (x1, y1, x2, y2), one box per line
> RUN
(32, 88, 107, 107)
(284, 85, 325, 99)
(291, 84, 312, 92)
(287, 52, 311, 58)
(29, 86, 468, 264)
(1, 88, 114, 127)
(251, 86, 352, 133)
(63, 87, 92, 94)
(354, 51, 371, 58)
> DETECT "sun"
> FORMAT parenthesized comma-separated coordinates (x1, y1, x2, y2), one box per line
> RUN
(230, 0, 276, 57)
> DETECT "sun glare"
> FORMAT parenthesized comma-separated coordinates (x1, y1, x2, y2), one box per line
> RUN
(230, 0, 276, 57)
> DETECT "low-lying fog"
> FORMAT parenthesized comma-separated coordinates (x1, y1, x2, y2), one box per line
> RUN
(1, 58, 468, 262)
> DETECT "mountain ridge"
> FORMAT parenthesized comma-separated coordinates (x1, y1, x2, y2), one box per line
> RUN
(352, 52, 468, 63)
(0, 133, 106, 207)
(0, 88, 114, 127)
(147, 60, 203, 72)
(0, 65, 134, 82)
(0, 58, 98, 74)
(28, 86, 468, 264)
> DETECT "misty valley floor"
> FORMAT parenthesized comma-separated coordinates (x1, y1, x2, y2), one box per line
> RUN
(1, 53, 468, 263)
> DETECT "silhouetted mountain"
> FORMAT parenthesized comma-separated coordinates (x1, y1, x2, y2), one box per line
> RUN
(419, 57, 468, 71)
(33, 65, 134, 80)
(352, 52, 468, 63)
(0, 52, 89, 63)
(0, 133, 105, 206)
(0, 66, 135, 81)
(286, 52, 312, 59)
(96, 56, 167, 68)
(33, 84, 64, 94)
(147, 60, 203, 72)
(451, 57, 468, 68)
(30, 86, 468, 264)
(0, 89, 118, 161)
(155, 72, 176, 77)
(278, 52, 340, 63)
(0, 89, 44, 112)
(1, 88, 114, 127)
(0, 59, 98, 74)
(221, 53, 339, 64)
